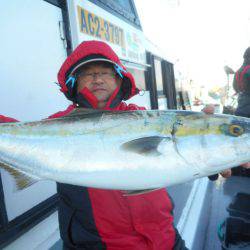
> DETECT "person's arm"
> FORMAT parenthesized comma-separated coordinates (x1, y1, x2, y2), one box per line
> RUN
(241, 162, 250, 168)
(233, 73, 239, 93)
(0, 115, 19, 123)
(47, 104, 76, 119)
(244, 67, 250, 92)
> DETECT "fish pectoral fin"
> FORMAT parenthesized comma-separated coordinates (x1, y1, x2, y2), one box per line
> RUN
(121, 136, 170, 156)
(0, 162, 39, 191)
(123, 188, 162, 196)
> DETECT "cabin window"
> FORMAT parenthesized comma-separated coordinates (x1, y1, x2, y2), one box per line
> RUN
(89, 0, 141, 28)
(126, 68, 146, 90)
(109, 0, 133, 12)
(145, 52, 177, 110)
(153, 58, 167, 109)
(154, 58, 164, 95)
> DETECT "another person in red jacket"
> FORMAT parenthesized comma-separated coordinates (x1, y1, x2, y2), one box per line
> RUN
(233, 47, 250, 118)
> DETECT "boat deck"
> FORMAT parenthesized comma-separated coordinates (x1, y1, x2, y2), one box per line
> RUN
(203, 176, 250, 250)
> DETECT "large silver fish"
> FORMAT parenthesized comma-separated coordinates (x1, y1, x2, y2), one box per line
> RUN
(0, 109, 249, 191)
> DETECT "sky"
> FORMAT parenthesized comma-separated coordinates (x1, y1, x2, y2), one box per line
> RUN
(134, 0, 250, 88)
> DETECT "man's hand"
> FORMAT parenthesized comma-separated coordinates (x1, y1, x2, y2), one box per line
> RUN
(220, 163, 250, 178)
(220, 169, 232, 178)
(201, 104, 215, 114)
(241, 162, 250, 169)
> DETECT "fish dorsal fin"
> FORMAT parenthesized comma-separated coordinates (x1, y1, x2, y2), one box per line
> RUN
(123, 188, 162, 196)
(121, 136, 170, 156)
(63, 108, 132, 119)
(64, 108, 106, 118)
(0, 162, 39, 191)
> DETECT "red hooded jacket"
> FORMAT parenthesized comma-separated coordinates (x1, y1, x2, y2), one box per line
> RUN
(47, 102, 177, 250)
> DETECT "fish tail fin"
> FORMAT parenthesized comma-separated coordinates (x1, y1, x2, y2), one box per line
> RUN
(0, 162, 39, 191)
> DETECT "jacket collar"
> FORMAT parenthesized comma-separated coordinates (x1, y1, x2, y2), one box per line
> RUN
(76, 86, 123, 110)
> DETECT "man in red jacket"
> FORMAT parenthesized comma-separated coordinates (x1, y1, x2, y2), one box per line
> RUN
(1, 40, 249, 250)
(1, 40, 183, 250)
(52, 40, 183, 250)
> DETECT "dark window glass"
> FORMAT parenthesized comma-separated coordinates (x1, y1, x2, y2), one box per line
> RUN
(94, 0, 141, 28)
(109, 0, 132, 12)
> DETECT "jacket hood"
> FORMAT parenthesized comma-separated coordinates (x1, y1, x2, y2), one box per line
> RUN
(57, 40, 139, 102)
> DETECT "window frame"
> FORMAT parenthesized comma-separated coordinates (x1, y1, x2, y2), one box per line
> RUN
(145, 52, 177, 109)
(0, 194, 59, 248)
(161, 60, 177, 109)
(145, 52, 159, 109)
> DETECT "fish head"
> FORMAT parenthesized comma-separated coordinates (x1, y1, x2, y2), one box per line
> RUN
(216, 115, 250, 161)
(174, 112, 250, 175)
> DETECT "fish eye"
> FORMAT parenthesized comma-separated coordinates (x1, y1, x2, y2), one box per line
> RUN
(229, 124, 244, 137)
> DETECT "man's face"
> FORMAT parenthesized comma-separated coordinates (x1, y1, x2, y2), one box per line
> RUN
(76, 62, 121, 108)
